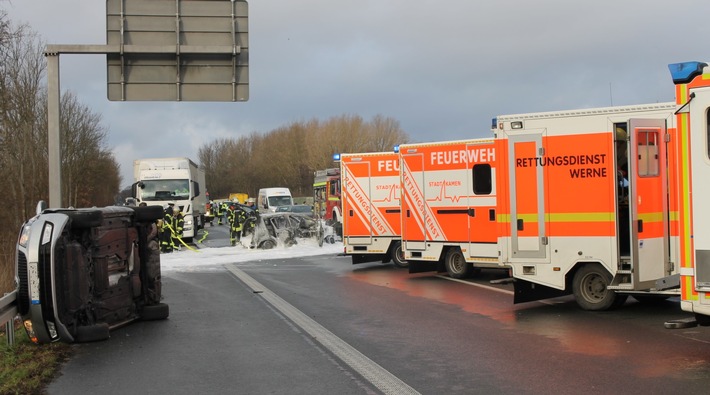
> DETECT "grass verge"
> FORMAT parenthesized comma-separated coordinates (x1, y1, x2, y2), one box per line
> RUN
(0, 320, 73, 394)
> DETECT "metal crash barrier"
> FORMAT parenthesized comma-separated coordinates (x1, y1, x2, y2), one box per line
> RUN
(1, 290, 18, 346)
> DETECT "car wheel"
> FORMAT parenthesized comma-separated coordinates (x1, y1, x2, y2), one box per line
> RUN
(260, 239, 276, 249)
(141, 303, 170, 321)
(74, 323, 110, 343)
(132, 205, 164, 222)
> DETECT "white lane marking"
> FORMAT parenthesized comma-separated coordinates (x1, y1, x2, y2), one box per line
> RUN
(226, 264, 420, 395)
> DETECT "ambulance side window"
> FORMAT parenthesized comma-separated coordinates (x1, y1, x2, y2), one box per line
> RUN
(637, 130, 659, 177)
(472, 164, 492, 195)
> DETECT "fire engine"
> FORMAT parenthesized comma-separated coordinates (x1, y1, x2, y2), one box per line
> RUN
(341, 152, 407, 267)
(400, 139, 501, 277)
(313, 168, 342, 230)
(405, 61, 710, 319)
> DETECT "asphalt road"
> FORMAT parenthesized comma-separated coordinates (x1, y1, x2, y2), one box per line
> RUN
(47, 243, 710, 394)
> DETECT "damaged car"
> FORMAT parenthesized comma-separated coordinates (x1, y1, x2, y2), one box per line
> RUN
(249, 212, 325, 249)
(15, 202, 169, 344)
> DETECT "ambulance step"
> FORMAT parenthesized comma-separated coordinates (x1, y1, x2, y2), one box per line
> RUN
(607, 284, 634, 291)
(609, 269, 634, 290)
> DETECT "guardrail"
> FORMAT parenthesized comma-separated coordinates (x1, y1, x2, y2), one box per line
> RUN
(1, 290, 18, 347)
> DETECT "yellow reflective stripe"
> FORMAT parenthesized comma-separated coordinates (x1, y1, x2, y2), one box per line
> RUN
(498, 212, 615, 223)
(638, 212, 665, 223)
(548, 212, 614, 222)
(313, 182, 327, 187)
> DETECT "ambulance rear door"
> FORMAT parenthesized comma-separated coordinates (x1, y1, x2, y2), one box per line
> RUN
(507, 132, 548, 260)
(629, 118, 670, 287)
(401, 152, 427, 251)
(343, 159, 373, 245)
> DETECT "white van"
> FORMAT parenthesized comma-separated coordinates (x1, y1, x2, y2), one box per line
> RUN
(257, 187, 294, 212)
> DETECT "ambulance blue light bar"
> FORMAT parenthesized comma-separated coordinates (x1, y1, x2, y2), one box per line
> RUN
(669, 61, 707, 84)
(393, 145, 400, 153)
(332, 153, 341, 162)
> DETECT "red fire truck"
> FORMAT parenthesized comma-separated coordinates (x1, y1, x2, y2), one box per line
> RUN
(313, 168, 342, 235)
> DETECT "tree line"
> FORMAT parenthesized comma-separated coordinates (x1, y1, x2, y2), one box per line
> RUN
(0, 13, 121, 293)
(199, 114, 409, 199)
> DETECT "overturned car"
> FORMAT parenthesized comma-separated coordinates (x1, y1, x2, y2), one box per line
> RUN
(15, 202, 169, 344)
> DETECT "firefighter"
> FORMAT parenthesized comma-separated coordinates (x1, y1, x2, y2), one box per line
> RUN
(160, 205, 175, 253)
(241, 198, 256, 236)
(215, 200, 223, 225)
(228, 204, 245, 246)
(171, 205, 185, 251)
(221, 201, 229, 225)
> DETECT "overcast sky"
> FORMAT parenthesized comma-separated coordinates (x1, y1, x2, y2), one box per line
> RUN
(6, 0, 710, 188)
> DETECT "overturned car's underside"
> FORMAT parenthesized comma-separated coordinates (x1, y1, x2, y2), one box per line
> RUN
(16, 203, 169, 343)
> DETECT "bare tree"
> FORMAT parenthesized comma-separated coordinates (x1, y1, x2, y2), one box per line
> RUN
(198, 114, 410, 200)
(0, 16, 122, 292)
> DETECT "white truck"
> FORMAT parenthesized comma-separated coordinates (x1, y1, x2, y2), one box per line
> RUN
(257, 187, 294, 212)
(132, 157, 207, 242)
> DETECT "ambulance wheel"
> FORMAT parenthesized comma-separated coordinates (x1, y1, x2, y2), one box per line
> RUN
(572, 264, 622, 311)
(391, 241, 408, 268)
(445, 249, 473, 279)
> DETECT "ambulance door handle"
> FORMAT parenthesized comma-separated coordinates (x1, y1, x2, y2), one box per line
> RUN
(637, 219, 643, 233)
(349, 210, 353, 217)
(407, 210, 411, 218)
(517, 219, 524, 231)
(467, 208, 475, 217)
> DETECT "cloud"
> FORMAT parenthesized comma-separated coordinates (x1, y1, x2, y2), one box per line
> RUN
(7, 0, 710, 187)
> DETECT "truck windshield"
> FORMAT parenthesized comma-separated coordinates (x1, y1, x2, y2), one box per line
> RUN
(268, 196, 293, 207)
(140, 179, 190, 201)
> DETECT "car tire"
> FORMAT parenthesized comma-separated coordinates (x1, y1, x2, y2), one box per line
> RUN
(75, 323, 110, 343)
(132, 205, 164, 222)
(141, 303, 170, 321)
(260, 239, 277, 249)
